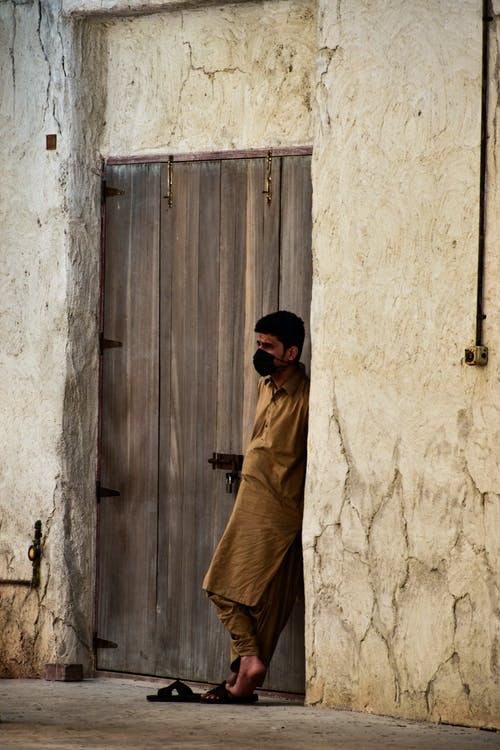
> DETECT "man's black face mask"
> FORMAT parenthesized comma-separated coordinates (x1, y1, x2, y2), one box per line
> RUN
(253, 348, 277, 377)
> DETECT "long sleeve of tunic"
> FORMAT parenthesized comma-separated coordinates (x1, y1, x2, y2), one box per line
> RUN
(202, 363, 309, 607)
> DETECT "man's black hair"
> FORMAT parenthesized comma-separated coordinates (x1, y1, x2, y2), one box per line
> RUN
(255, 311, 305, 361)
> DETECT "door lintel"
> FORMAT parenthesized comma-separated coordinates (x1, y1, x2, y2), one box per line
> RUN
(105, 146, 313, 167)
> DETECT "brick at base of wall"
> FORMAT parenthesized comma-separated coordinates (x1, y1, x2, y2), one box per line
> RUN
(44, 663, 83, 681)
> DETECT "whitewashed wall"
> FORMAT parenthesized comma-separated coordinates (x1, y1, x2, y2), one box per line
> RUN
(304, 0, 500, 728)
(100, 1, 315, 155)
(0, 0, 498, 730)
(0, 1, 103, 674)
(0, 0, 315, 675)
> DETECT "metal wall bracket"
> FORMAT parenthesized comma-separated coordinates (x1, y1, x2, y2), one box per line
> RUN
(0, 520, 43, 588)
(27, 520, 42, 588)
(464, 345, 488, 366)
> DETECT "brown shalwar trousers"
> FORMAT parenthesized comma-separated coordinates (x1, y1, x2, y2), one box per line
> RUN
(207, 535, 302, 671)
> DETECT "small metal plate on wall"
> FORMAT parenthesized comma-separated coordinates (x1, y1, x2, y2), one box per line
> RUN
(464, 345, 488, 366)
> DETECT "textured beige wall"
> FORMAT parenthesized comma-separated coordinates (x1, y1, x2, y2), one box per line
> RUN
(100, 0, 315, 155)
(62, 0, 255, 16)
(0, 4, 64, 579)
(304, 0, 499, 728)
(0, 0, 315, 676)
(1, 0, 498, 731)
(0, 1, 105, 675)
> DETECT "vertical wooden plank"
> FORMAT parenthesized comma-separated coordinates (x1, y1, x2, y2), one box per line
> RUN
(98, 162, 160, 673)
(156, 160, 222, 681)
(200, 158, 251, 679)
(263, 155, 312, 693)
(279, 154, 313, 370)
(216, 159, 248, 454)
(242, 156, 281, 449)
(98, 155, 312, 693)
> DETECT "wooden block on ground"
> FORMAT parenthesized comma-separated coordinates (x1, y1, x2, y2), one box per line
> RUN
(44, 663, 83, 681)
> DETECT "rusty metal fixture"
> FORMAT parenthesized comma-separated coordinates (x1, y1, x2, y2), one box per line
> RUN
(0, 520, 42, 588)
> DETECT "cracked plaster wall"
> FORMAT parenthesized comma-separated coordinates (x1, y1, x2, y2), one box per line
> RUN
(0, 0, 105, 676)
(0, 0, 315, 677)
(0, 0, 498, 732)
(99, 0, 315, 155)
(303, 0, 500, 729)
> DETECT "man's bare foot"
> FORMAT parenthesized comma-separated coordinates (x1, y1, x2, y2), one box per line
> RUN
(200, 669, 238, 701)
(227, 655, 266, 697)
(225, 670, 238, 688)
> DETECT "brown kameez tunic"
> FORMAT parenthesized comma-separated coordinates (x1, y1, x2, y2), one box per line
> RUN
(203, 363, 309, 607)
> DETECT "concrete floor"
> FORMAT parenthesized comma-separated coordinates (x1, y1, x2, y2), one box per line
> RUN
(0, 677, 498, 750)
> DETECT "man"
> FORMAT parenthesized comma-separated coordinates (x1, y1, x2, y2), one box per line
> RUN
(201, 310, 309, 703)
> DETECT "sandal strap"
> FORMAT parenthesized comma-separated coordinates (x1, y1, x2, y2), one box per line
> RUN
(157, 679, 194, 698)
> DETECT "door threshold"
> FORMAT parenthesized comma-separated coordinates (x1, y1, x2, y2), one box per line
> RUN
(94, 669, 304, 702)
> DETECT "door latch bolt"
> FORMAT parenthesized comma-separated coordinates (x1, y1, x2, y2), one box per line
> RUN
(225, 472, 239, 493)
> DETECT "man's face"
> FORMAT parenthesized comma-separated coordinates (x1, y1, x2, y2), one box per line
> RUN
(256, 333, 295, 366)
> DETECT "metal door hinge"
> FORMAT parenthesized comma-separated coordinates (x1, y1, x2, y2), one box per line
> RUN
(96, 481, 121, 501)
(102, 181, 125, 200)
(93, 634, 118, 650)
(100, 334, 123, 353)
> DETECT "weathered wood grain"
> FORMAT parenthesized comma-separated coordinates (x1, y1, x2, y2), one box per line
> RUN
(98, 156, 312, 692)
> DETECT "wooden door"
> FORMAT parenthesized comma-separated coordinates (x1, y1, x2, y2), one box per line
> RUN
(98, 163, 160, 675)
(97, 154, 312, 692)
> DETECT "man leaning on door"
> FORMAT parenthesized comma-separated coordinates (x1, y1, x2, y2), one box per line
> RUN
(202, 310, 309, 704)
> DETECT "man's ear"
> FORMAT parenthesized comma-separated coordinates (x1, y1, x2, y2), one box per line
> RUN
(286, 345, 299, 363)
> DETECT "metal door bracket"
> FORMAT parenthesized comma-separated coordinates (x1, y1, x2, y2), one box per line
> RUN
(94, 635, 118, 650)
(103, 183, 125, 198)
(96, 481, 121, 500)
(163, 156, 174, 208)
(100, 335, 123, 352)
(262, 151, 272, 204)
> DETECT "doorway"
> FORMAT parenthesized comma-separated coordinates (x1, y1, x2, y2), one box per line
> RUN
(97, 152, 312, 692)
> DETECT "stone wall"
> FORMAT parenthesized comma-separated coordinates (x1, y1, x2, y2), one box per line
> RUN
(303, 0, 499, 728)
